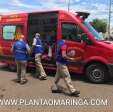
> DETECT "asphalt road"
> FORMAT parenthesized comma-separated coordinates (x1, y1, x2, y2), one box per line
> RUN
(0, 64, 113, 112)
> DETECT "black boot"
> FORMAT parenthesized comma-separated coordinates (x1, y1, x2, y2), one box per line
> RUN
(70, 91, 80, 96)
(51, 85, 62, 93)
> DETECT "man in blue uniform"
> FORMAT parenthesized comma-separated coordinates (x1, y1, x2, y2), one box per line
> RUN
(12, 34, 30, 84)
(51, 39, 81, 96)
(32, 33, 47, 80)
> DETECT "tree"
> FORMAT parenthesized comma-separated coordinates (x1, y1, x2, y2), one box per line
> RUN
(91, 19, 107, 33)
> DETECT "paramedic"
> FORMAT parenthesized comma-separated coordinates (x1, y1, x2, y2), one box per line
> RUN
(32, 33, 47, 80)
(51, 39, 81, 96)
(12, 34, 30, 84)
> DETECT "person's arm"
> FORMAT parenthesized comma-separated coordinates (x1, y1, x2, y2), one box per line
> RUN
(61, 45, 73, 60)
(31, 38, 36, 54)
(61, 45, 82, 61)
(11, 44, 15, 54)
(61, 45, 67, 59)
(26, 44, 31, 54)
(68, 56, 82, 61)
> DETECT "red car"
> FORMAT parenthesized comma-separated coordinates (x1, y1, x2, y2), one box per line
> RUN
(0, 10, 113, 83)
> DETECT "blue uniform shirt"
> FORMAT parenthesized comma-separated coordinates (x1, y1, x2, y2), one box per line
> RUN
(33, 36, 44, 54)
(56, 40, 67, 64)
(13, 40, 28, 61)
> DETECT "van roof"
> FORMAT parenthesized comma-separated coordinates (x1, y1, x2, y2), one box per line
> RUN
(0, 10, 90, 22)
(1, 10, 64, 17)
(0, 10, 66, 20)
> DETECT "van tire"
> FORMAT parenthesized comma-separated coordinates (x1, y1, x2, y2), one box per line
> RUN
(86, 63, 108, 83)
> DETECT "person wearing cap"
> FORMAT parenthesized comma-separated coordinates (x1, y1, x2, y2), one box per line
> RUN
(11, 34, 31, 84)
(51, 39, 81, 96)
(32, 33, 47, 80)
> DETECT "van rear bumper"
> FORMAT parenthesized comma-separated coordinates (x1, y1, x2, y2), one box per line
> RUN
(107, 64, 113, 77)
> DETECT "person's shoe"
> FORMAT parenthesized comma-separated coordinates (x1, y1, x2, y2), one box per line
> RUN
(70, 91, 80, 96)
(20, 79, 28, 85)
(16, 79, 21, 83)
(51, 89, 62, 93)
(51, 85, 62, 93)
(39, 76, 47, 80)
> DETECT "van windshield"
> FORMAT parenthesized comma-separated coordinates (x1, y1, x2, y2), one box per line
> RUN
(83, 21, 105, 41)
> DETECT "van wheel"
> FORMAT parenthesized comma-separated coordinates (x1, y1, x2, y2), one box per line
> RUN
(86, 63, 108, 83)
(8, 65, 16, 72)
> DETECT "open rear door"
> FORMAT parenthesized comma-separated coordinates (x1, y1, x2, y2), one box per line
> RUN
(0, 14, 28, 65)
(27, 12, 58, 68)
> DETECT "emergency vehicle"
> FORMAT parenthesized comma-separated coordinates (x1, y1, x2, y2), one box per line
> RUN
(0, 10, 113, 83)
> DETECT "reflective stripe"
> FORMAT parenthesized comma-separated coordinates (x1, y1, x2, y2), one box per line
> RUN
(36, 45, 42, 47)
(15, 50, 26, 53)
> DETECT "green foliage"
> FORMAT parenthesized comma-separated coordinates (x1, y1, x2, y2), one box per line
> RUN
(91, 19, 107, 33)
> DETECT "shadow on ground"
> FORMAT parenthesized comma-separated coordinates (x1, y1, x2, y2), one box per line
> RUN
(0, 64, 113, 85)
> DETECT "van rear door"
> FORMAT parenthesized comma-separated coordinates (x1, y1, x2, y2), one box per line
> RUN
(0, 14, 28, 63)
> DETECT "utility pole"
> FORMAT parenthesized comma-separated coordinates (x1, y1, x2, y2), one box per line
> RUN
(108, 0, 112, 37)
(68, 0, 71, 11)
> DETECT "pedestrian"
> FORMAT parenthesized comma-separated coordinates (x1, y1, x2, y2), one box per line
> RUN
(11, 34, 31, 84)
(51, 39, 81, 96)
(32, 33, 47, 80)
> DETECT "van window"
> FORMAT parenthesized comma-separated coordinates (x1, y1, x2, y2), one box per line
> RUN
(62, 23, 84, 42)
(3, 25, 23, 40)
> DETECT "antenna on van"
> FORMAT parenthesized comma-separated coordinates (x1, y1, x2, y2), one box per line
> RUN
(75, 12, 90, 20)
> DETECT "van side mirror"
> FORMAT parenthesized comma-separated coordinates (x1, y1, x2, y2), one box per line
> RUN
(79, 33, 93, 45)
(82, 37, 93, 45)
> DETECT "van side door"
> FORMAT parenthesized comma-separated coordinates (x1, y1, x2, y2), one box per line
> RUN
(61, 22, 86, 72)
